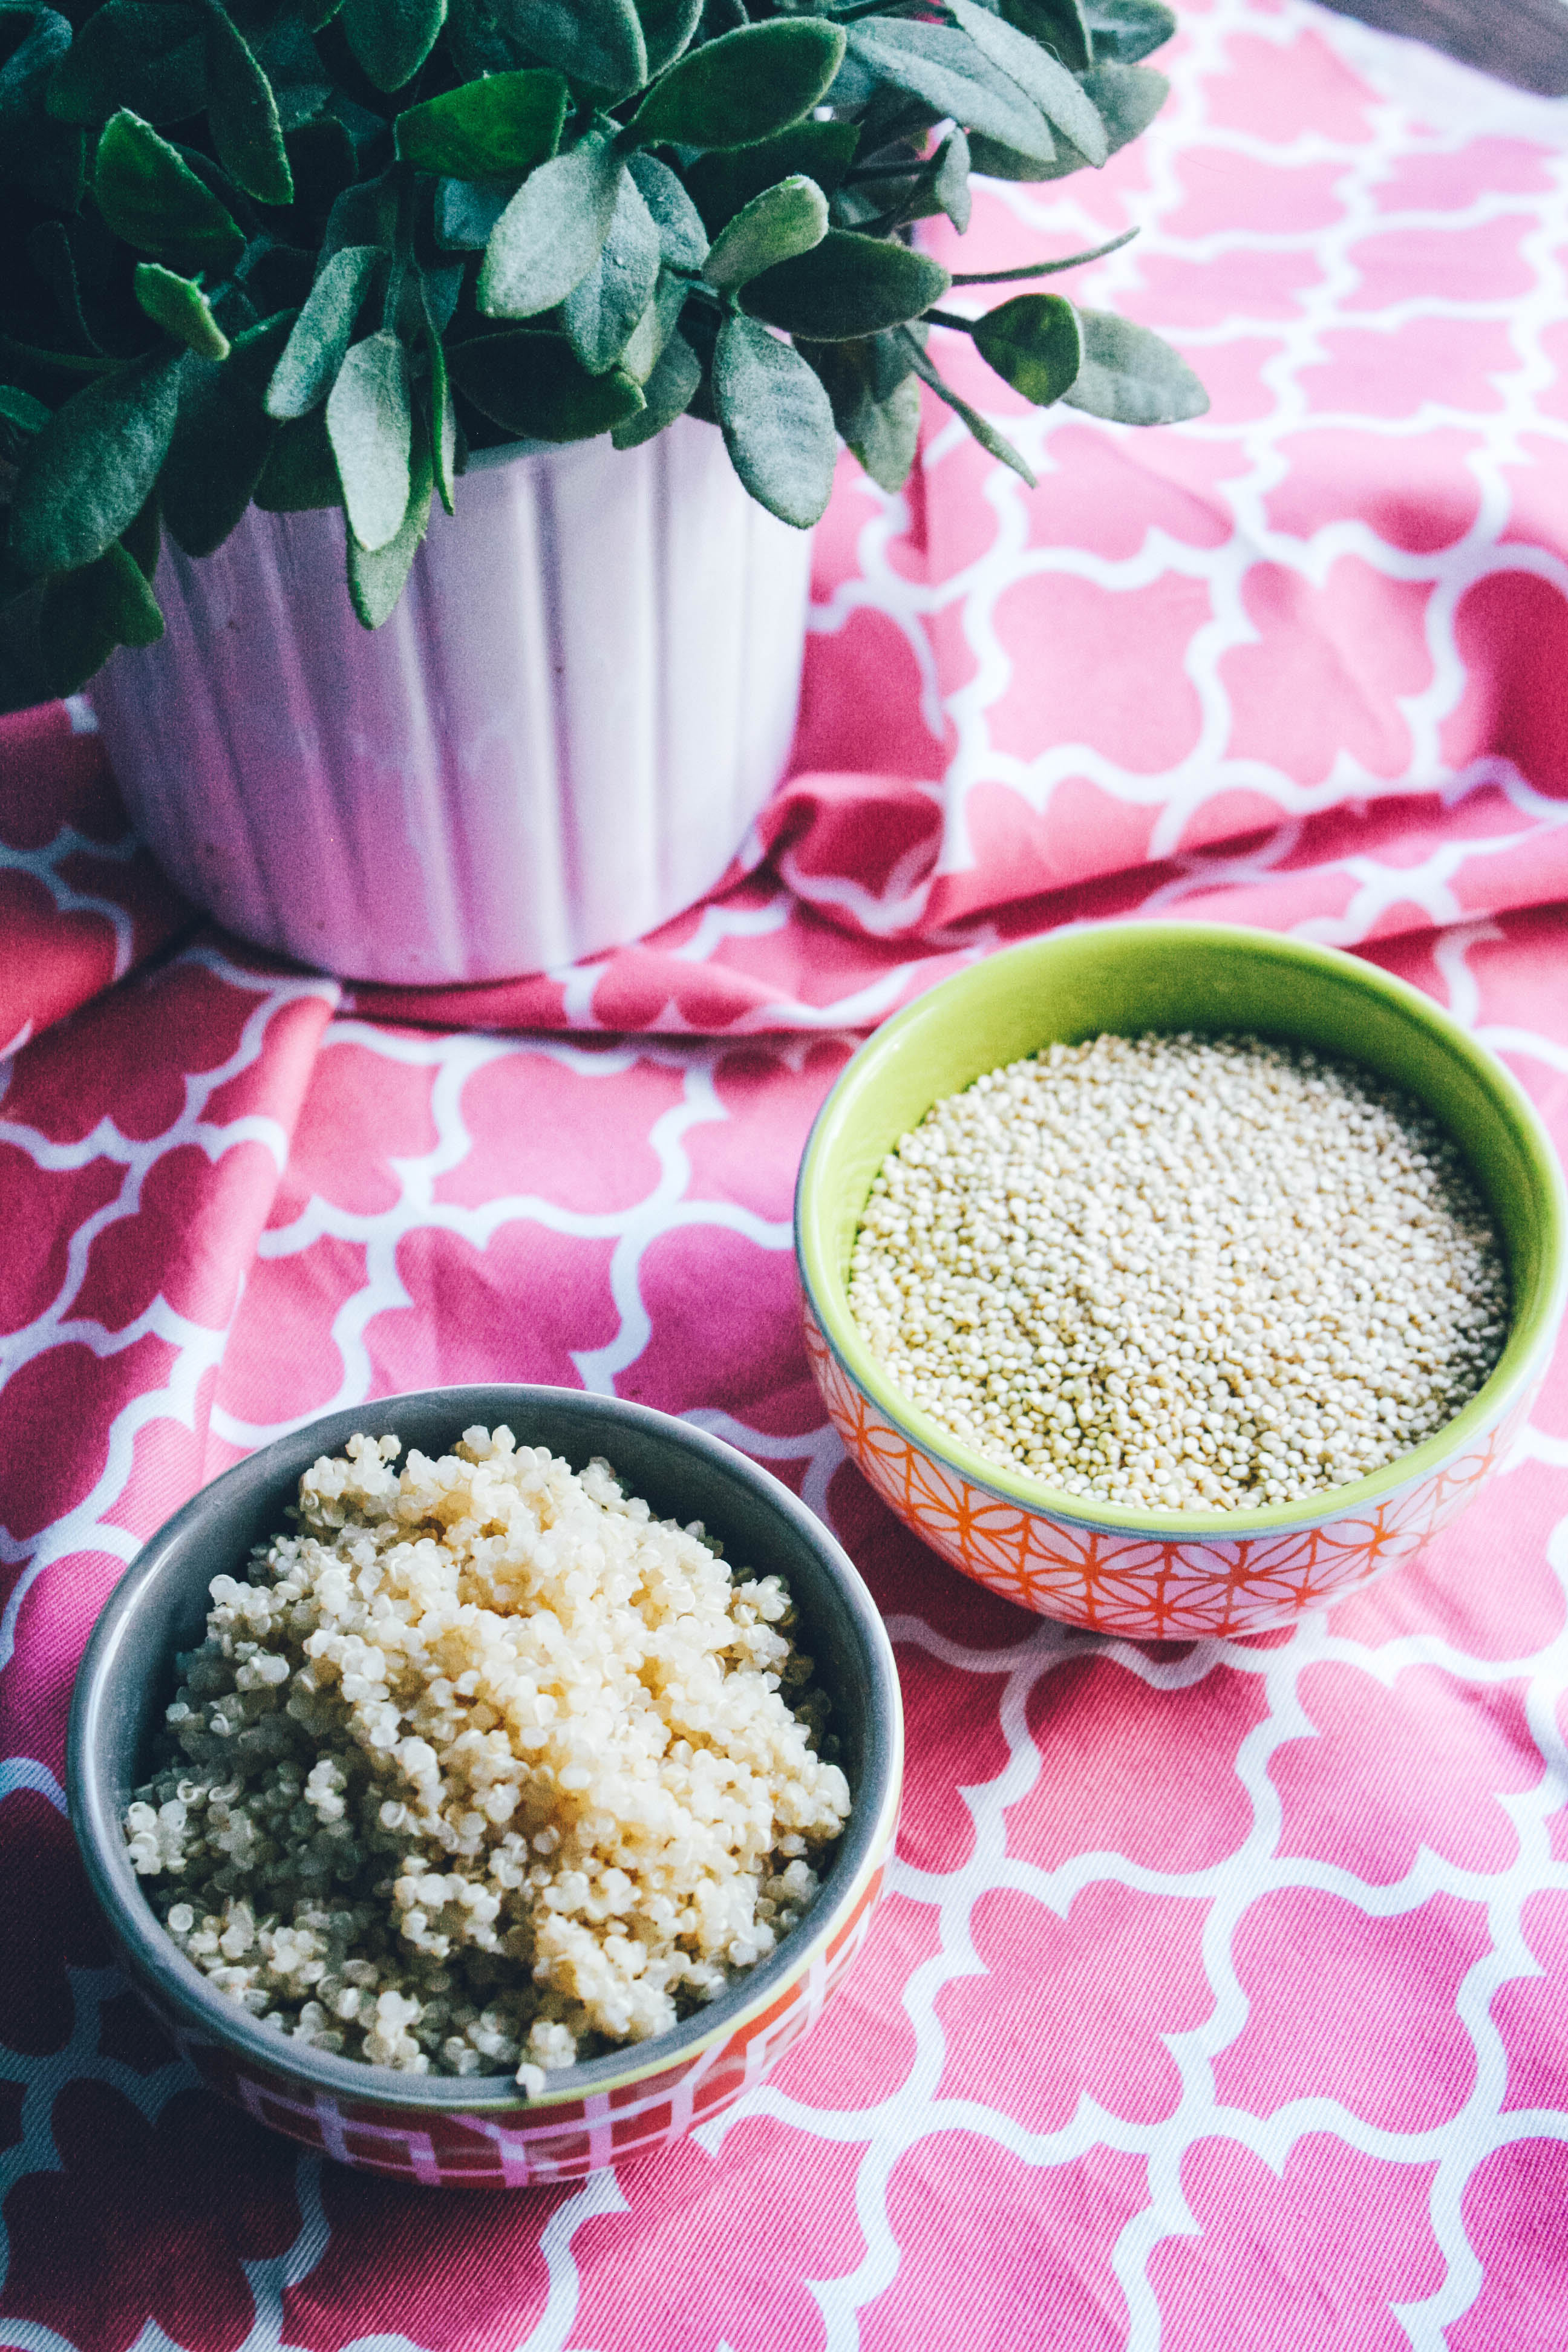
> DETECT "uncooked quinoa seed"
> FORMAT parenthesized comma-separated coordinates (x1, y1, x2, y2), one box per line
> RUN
(125, 1429, 850, 2090)
(848, 1033, 1509, 1512)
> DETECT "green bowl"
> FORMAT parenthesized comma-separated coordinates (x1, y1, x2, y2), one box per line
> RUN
(795, 923, 1568, 1637)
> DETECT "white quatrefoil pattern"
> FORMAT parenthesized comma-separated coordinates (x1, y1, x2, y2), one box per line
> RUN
(4, 0, 1568, 2342)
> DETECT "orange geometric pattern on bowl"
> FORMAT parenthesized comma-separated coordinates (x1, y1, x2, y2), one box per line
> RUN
(149, 1859, 886, 2187)
(803, 1304, 1537, 1639)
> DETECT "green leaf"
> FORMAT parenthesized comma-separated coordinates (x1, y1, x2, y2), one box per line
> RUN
(491, 0, 646, 99)
(705, 175, 828, 293)
(1001, 0, 1091, 73)
(36, 537, 165, 693)
(282, 112, 356, 214)
(846, 23, 1053, 162)
(265, 243, 382, 416)
(1080, 58, 1166, 149)
(0, 385, 50, 485)
(1, 5, 84, 204)
(448, 327, 645, 440)
(961, 131, 1049, 180)
(133, 261, 231, 358)
(253, 406, 339, 506)
(897, 325, 1035, 485)
(944, 0, 1106, 163)
(1002, 56, 1165, 177)
(327, 327, 411, 547)
(848, 372, 919, 494)
(224, 308, 302, 397)
(36, 203, 129, 318)
(170, 137, 250, 220)
(159, 329, 281, 554)
(417, 272, 457, 513)
(1083, 0, 1175, 64)
(970, 290, 1081, 404)
(743, 229, 949, 342)
(477, 127, 622, 319)
(395, 68, 568, 177)
(629, 20, 846, 152)
(1060, 305, 1207, 423)
(627, 151, 707, 270)
(46, 2, 206, 126)
(686, 119, 858, 230)
(618, 265, 687, 383)
(436, 175, 512, 248)
(119, 480, 160, 580)
(562, 165, 660, 374)
(0, 383, 51, 436)
(817, 45, 885, 116)
(204, 6, 293, 206)
(94, 109, 247, 272)
(634, 0, 701, 79)
(798, 327, 920, 431)
(252, 13, 332, 132)
(89, 538, 163, 645)
(422, 252, 463, 331)
(232, 237, 313, 316)
(322, 165, 399, 258)
(612, 322, 699, 446)
(347, 416, 433, 626)
(443, 0, 520, 76)
(339, 0, 447, 93)
(798, 329, 920, 490)
(8, 351, 183, 575)
(712, 313, 835, 530)
(933, 125, 971, 231)
(82, 534, 162, 644)
(4, 6, 68, 92)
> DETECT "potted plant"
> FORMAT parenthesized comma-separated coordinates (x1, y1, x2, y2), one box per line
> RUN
(0, 0, 1204, 984)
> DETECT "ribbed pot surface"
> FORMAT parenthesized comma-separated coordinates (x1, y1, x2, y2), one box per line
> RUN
(88, 419, 814, 985)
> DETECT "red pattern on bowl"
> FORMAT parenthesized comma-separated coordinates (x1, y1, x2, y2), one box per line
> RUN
(803, 1304, 1543, 1639)
(128, 1854, 889, 2187)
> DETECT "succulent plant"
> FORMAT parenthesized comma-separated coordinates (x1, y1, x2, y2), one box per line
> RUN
(0, 0, 1205, 705)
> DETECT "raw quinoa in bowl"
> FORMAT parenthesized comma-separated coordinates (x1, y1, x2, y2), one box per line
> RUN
(845, 1030, 1510, 1515)
(795, 924, 1567, 1638)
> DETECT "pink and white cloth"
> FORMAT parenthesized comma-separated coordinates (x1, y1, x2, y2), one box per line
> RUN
(4, 0, 1568, 2341)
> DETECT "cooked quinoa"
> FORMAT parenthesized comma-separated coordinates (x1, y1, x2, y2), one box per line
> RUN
(848, 1031, 1510, 1512)
(124, 1428, 851, 2091)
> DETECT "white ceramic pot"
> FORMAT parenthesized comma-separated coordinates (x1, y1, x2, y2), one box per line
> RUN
(87, 417, 814, 985)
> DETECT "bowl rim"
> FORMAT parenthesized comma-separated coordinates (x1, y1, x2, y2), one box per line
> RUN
(68, 1383, 904, 2115)
(795, 921, 1568, 1541)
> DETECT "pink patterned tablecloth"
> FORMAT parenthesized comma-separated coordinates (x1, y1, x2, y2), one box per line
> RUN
(4, 1, 1568, 2342)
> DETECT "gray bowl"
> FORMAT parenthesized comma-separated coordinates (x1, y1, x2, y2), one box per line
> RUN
(68, 1385, 904, 2187)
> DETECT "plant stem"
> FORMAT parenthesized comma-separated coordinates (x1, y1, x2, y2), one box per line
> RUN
(951, 227, 1138, 283)
(846, 158, 932, 181)
(830, 0, 922, 19)
(0, 335, 116, 379)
